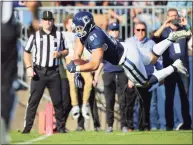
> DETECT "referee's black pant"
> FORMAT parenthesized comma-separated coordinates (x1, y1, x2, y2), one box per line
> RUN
(24, 66, 65, 131)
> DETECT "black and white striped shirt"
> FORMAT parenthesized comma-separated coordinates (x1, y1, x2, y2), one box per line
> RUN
(25, 27, 66, 67)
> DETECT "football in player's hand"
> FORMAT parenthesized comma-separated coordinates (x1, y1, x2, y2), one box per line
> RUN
(73, 59, 88, 65)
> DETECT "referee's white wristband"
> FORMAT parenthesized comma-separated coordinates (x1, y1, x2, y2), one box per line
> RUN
(76, 65, 80, 72)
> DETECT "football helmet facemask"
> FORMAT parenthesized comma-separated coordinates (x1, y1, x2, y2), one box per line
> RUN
(72, 11, 95, 38)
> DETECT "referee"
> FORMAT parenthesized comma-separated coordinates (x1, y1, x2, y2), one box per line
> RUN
(22, 11, 69, 133)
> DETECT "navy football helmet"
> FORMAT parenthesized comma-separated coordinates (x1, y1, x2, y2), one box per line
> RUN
(72, 11, 95, 38)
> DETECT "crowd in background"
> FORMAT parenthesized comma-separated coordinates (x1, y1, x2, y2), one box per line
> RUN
(12, 0, 192, 133)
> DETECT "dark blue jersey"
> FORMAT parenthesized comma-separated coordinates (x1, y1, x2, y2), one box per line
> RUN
(80, 26, 124, 65)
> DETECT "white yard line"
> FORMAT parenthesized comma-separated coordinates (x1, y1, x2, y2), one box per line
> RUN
(15, 134, 52, 144)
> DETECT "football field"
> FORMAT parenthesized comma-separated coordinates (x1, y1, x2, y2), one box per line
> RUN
(10, 130, 192, 144)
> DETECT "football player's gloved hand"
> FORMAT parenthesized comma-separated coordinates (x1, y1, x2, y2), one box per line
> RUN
(74, 72, 84, 89)
(66, 61, 76, 73)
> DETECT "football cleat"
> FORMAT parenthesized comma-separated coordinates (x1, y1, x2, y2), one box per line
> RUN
(168, 30, 192, 42)
(172, 59, 188, 75)
(71, 105, 80, 119)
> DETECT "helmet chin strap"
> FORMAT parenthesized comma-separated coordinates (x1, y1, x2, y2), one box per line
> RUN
(89, 24, 95, 31)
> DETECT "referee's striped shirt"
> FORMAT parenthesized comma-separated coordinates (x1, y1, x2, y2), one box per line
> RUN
(25, 27, 66, 67)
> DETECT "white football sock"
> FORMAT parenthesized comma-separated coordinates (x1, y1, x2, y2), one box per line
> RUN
(152, 39, 172, 56)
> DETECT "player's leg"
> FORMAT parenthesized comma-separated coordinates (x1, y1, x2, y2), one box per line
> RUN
(121, 42, 149, 87)
(151, 30, 192, 64)
(147, 59, 188, 92)
(121, 41, 187, 88)
(139, 30, 192, 66)
(123, 58, 187, 90)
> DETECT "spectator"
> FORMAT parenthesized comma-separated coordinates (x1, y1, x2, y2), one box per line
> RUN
(167, 1, 192, 27)
(153, 8, 191, 130)
(126, 21, 158, 130)
(75, 1, 96, 6)
(75, 1, 97, 14)
(75, 86, 101, 131)
(94, 22, 134, 133)
(55, 1, 75, 6)
(130, 0, 153, 19)
(154, 1, 167, 5)
(54, 1, 76, 23)
(150, 65, 167, 131)
(132, 14, 161, 36)
(59, 57, 101, 132)
(22, 11, 68, 133)
(99, 1, 128, 25)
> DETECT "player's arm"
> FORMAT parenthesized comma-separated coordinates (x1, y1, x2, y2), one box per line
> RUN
(93, 62, 104, 87)
(78, 47, 104, 72)
(94, 62, 104, 79)
(73, 38, 84, 59)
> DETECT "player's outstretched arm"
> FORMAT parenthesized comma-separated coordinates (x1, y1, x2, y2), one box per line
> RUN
(78, 47, 104, 72)
(93, 62, 104, 87)
(73, 38, 84, 59)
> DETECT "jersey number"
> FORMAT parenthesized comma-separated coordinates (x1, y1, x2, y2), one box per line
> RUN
(89, 33, 97, 41)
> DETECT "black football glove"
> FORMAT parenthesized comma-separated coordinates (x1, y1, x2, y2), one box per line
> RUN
(74, 72, 84, 89)
(66, 61, 76, 73)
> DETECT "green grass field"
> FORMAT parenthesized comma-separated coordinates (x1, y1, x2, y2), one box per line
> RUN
(10, 130, 192, 144)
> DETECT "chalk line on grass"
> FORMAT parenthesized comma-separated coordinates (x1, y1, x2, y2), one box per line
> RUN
(15, 134, 51, 144)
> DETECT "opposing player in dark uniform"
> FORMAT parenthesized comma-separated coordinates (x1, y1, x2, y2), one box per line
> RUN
(66, 11, 191, 88)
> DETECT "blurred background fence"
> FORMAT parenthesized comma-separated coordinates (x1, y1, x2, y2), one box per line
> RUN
(14, 6, 192, 42)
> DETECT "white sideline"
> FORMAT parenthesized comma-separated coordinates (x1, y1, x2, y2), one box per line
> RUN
(15, 134, 51, 144)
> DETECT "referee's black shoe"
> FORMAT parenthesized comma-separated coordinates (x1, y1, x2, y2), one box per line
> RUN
(21, 128, 30, 134)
